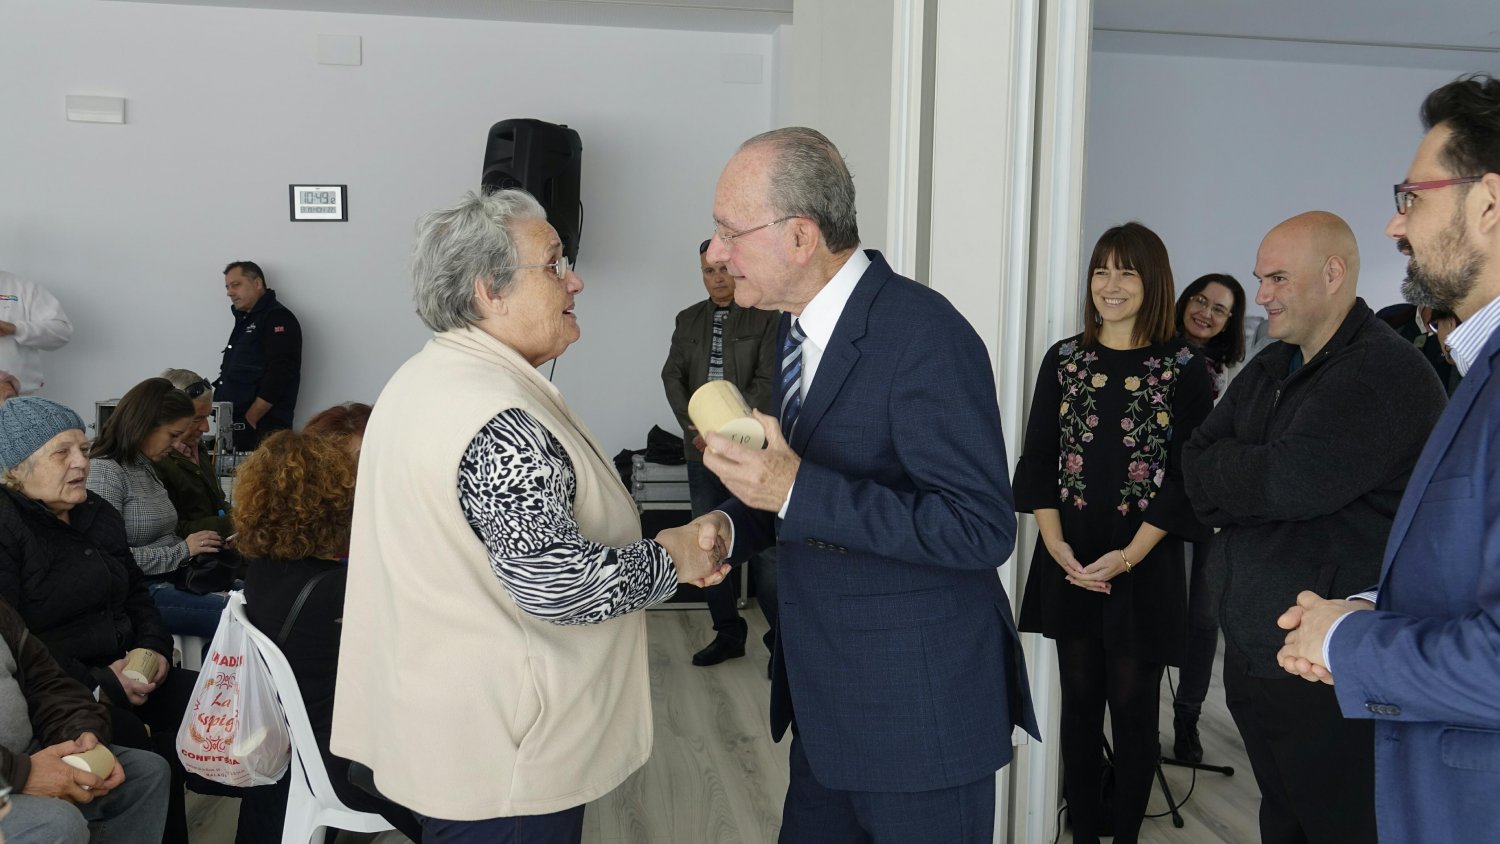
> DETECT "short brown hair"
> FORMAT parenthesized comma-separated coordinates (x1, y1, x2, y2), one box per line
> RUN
(233, 430, 356, 561)
(90, 378, 196, 463)
(1082, 222, 1177, 349)
(303, 402, 372, 442)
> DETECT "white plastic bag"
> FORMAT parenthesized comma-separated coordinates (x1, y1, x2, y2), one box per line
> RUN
(175, 592, 291, 786)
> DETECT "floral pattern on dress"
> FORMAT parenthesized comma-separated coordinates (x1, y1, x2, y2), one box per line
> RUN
(1055, 341, 1104, 509)
(1055, 341, 1192, 514)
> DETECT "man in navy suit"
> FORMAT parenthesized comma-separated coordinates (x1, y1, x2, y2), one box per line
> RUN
(691, 127, 1038, 843)
(1277, 74, 1500, 843)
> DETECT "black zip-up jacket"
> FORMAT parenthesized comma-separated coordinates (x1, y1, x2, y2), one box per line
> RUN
(1182, 299, 1447, 677)
(216, 288, 302, 429)
(0, 597, 111, 789)
(0, 487, 172, 704)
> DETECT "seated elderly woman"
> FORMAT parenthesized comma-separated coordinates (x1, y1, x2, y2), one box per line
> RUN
(332, 190, 729, 843)
(87, 378, 228, 638)
(234, 431, 420, 841)
(154, 369, 233, 537)
(0, 397, 213, 844)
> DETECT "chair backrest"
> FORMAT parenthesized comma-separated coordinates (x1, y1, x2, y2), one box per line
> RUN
(226, 591, 347, 806)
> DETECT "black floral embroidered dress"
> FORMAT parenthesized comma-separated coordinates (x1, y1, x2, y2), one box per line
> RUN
(1015, 335, 1213, 665)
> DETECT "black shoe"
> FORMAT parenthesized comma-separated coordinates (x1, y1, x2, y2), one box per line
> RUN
(1173, 715, 1203, 763)
(692, 634, 746, 666)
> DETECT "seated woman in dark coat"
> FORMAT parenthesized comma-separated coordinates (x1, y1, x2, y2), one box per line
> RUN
(0, 396, 210, 844)
(236, 431, 419, 841)
(155, 368, 234, 538)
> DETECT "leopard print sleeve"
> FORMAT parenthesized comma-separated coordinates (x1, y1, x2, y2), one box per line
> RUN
(458, 408, 678, 625)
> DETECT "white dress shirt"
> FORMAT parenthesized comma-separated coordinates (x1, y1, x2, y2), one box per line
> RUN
(776, 250, 869, 518)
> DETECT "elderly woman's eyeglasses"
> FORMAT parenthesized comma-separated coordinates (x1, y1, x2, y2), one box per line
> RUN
(713, 216, 796, 244)
(502, 255, 570, 282)
(184, 379, 213, 399)
(1189, 294, 1232, 320)
(1393, 176, 1483, 215)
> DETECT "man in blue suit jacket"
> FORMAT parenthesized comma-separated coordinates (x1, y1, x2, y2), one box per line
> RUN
(691, 127, 1038, 843)
(1277, 74, 1500, 843)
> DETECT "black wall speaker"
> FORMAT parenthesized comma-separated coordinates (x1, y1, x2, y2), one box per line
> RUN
(480, 119, 583, 263)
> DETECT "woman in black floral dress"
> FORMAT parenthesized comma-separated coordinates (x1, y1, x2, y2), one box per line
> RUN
(1015, 222, 1213, 843)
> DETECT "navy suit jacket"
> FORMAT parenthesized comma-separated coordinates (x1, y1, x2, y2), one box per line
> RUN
(721, 251, 1039, 793)
(1328, 323, 1500, 843)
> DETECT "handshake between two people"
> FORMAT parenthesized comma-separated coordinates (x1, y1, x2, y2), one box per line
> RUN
(656, 511, 733, 588)
(1275, 590, 1376, 685)
(656, 410, 800, 588)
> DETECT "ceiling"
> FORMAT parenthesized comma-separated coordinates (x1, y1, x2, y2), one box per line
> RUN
(102, 0, 794, 34)
(1093, 0, 1500, 71)
(103, 0, 1500, 70)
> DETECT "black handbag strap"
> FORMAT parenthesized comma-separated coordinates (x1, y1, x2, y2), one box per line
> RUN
(275, 568, 339, 648)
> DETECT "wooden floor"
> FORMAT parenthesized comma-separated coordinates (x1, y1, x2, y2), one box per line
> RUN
(187, 605, 1259, 843)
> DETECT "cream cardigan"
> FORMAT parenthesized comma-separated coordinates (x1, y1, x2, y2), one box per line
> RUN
(332, 327, 658, 819)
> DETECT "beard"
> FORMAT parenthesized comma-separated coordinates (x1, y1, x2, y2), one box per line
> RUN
(1400, 211, 1486, 312)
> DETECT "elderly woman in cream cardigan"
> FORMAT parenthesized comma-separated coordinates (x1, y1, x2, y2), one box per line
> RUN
(332, 189, 728, 843)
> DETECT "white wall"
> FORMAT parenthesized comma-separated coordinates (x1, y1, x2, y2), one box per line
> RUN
(774, 0, 893, 254)
(0, 0, 772, 454)
(1084, 51, 1471, 312)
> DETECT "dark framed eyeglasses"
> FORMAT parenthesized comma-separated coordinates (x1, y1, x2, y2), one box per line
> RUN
(1188, 294, 1232, 320)
(183, 379, 213, 399)
(1393, 176, 1483, 215)
(501, 255, 571, 282)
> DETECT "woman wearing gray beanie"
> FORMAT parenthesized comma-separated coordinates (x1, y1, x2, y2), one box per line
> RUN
(0, 395, 201, 844)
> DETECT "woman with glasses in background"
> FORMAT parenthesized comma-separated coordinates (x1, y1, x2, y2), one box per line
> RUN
(1175, 274, 1247, 401)
(1167, 274, 1246, 764)
(1014, 222, 1213, 844)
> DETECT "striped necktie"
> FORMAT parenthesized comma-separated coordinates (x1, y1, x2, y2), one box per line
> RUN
(779, 319, 806, 434)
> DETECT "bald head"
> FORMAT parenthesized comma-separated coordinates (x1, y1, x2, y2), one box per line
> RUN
(1265, 211, 1361, 290)
(1254, 211, 1362, 359)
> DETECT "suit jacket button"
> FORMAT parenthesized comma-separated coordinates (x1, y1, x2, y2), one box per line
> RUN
(1387, 705, 1401, 716)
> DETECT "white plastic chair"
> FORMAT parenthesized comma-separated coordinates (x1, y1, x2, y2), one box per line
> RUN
(227, 592, 395, 844)
(172, 634, 208, 671)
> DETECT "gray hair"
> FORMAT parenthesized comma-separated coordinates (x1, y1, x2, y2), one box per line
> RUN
(1, 457, 30, 491)
(411, 189, 549, 332)
(160, 368, 211, 400)
(741, 127, 860, 252)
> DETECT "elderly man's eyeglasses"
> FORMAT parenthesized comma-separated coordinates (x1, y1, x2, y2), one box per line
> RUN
(1393, 176, 1483, 215)
(182, 379, 213, 399)
(713, 216, 796, 244)
(1189, 294, 1232, 320)
(502, 255, 571, 282)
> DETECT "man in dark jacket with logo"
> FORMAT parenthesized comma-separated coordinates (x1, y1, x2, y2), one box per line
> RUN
(1182, 211, 1445, 844)
(216, 261, 301, 451)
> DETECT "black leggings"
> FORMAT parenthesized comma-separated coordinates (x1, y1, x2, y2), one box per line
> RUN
(1056, 638, 1164, 844)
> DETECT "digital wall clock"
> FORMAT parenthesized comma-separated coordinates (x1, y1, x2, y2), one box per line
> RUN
(289, 184, 348, 222)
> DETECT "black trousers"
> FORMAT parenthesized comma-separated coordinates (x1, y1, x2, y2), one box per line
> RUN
(779, 732, 995, 843)
(1223, 648, 1376, 844)
(1056, 638, 1163, 844)
(1175, 539, 1219, 720)
(107, 666, 237, 844)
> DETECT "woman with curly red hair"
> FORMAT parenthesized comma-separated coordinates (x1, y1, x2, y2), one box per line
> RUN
(234, 431, 419, 841)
